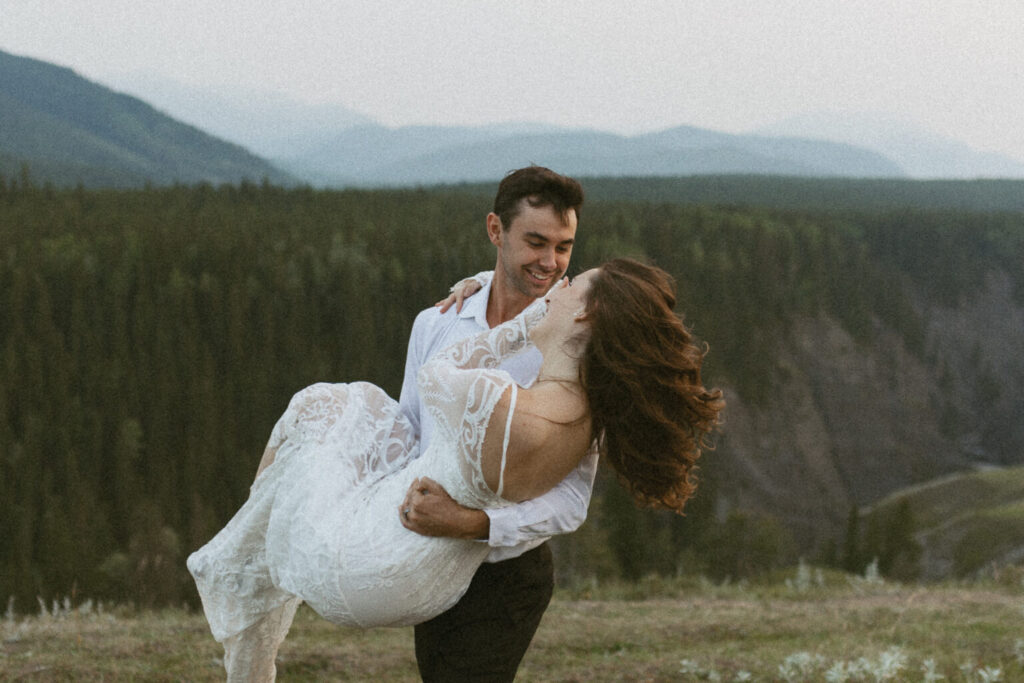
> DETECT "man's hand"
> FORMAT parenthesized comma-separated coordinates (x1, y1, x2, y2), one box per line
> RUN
(399, 477, 490, 540)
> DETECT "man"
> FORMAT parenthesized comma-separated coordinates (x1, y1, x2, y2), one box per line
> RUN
(397, 166, 597, 681)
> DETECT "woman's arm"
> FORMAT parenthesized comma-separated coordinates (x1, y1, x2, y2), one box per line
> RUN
(422, 297, 546, 373)
(435, 271, 492, 314)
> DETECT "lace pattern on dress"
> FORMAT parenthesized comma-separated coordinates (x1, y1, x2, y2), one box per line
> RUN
(188, 382, 419, 642)
(186, 297, 548, 679)
(417, 299, 545, 505)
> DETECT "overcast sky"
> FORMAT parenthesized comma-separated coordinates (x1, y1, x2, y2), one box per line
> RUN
(3, 0, 1023, 160)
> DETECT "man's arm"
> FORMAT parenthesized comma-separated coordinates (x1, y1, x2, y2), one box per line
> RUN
(401, 449, 599, 544)
(397, 309, 431, 440)
(398, 271, 493, 432)
(400, 476, 490, 539)
(485, 449, 598, 546)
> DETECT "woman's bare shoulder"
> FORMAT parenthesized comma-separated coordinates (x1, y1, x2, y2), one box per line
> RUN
(493, 383, 592, 501)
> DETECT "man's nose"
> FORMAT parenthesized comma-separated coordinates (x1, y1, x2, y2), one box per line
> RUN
(539, 248, 557, 269)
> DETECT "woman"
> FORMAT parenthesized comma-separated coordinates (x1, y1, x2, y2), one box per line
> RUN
(187, 258, 724, 680)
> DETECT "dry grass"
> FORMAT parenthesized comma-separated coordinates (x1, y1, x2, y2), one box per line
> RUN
(4, 575, 1024, 681)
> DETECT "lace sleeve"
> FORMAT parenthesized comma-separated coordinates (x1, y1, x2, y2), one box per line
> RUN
(426, 297, 547, 372)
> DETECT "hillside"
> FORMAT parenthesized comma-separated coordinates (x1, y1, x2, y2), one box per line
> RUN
(0, 49, 293, 187)
(102, 71, 376, 160)
(864, 467, 1024, 580)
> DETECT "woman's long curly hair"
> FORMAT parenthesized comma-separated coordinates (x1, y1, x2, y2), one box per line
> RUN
(579, 258, 724, 513)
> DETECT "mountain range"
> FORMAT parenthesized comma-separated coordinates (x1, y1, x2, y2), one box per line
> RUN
(757, 111, 1024, 180)
(0, 49, 292, 187)
(110, 71, 1024, 185)
(264, 123, 907, 187)
(5, 48, 1024, 188)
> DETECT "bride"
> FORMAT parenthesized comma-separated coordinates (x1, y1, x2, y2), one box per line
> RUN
(187, 258, 724, 680)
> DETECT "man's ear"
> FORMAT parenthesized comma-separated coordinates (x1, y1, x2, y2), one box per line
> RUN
(486, 213, 503, 247)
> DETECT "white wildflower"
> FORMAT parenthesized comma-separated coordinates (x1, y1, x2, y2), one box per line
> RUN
(824, 660, 850, 682)
(787, 559, 813, 593)
(678, 658, 720, 680)
(680, 659, 703, 675)
(863, 558, 883, 584)
(920, 658, 945, 682)
(976, 667, 1002, 682)
(848, 657, 873, 679)
(872, 646, 907, 680)
(779, 651, 823, 681)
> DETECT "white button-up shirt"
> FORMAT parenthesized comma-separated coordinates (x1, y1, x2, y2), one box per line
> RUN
(398, 275, 598, 562)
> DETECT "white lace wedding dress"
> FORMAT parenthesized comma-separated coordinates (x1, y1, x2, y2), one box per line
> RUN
(187, 301, 545, 680)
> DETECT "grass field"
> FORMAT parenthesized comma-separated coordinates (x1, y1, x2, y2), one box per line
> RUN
(4, 570, 1024, 681)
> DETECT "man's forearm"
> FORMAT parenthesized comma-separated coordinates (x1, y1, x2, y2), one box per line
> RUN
(450, 507, 490, 540)
(400, 476, 491, 540)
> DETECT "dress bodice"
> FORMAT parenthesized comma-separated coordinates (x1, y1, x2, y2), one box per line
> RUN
(414, 298, 545, 508)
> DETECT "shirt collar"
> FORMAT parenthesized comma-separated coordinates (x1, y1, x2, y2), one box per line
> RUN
(458, 276, 493, 330)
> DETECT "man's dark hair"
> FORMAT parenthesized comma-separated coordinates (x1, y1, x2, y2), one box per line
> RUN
(492, 166, 584, 230)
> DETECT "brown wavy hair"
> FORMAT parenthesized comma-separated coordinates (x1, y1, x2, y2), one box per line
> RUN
(580, 258, 724, 513)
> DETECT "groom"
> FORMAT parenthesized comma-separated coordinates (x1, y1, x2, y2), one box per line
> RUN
(397, 165, 597, 681)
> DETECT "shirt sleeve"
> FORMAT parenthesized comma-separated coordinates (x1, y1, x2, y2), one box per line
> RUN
(397, 274, 496, 454)
(485, 447, 599, 548)
(397, 309, 430, 441)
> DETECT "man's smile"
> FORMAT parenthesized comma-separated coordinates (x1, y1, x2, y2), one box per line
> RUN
(525, 268, 556, 284)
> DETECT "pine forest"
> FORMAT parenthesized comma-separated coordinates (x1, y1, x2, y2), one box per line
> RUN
(2, 174, 1023, 612)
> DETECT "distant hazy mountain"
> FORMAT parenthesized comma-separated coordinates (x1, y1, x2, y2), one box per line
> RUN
(109, 80, 901, 186)
(756, 111, 1024, 179)
(16, 48, 1011, 189)
(0, 49, 292, 187)
(103, 72, 376, 160)
(275, 122, 906, 187)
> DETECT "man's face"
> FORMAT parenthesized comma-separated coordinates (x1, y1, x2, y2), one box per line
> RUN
(489, 200, 578, 301)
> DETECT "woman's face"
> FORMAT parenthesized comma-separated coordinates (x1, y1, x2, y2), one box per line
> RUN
(544, 268, 597, 321)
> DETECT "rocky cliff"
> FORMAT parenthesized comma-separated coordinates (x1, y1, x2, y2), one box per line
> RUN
(713, 269, 1023, 550)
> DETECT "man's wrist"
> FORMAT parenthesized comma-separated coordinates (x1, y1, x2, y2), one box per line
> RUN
(456, 508, 490, 540)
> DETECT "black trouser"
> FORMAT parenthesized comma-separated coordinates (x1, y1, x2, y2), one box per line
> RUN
(414, 543, 554, 682)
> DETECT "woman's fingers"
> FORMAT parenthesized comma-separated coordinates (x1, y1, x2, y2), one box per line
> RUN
(435, 293, 458, 312)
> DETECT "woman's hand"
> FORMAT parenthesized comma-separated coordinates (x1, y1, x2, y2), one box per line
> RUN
(435, 277, 484, 314)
